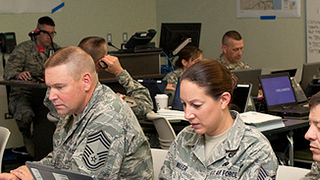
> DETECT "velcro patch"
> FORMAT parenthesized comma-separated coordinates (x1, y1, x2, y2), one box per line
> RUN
(82, 130, 111, 171)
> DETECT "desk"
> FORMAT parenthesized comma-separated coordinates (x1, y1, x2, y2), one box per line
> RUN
(141, 118, 309, 166)
(0, 80, 56, 161)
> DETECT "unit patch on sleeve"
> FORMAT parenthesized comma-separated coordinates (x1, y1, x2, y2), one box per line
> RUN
(82, 130, 111, 170)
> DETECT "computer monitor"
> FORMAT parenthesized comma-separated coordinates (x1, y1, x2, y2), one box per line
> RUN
(231, 68, 262, 97)
(300, 61, 320, 92)
(271, 68, 297, 77)
(159, 23, 201, 57)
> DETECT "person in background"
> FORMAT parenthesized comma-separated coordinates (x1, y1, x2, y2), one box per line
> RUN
(44, 36, 153, 120)
(163, 45, 202, 108)
(217, 30, 251, 70)
(159, 59, 278, 179)
(3, 16, 60, 157)
(301, 92, 320, 179)
(0, 46, 153, 180)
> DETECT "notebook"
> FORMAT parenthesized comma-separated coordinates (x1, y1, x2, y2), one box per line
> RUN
(137, 79, 167, 112)
(231, 68, 262, 97)
(259, 72, 309, 117)
(230, 83, 253, 113)
(26, 161, 96, 180)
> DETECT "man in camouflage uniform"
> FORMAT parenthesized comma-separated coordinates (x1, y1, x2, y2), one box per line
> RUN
(159, 111, 278, 179)
(217, 30, 251, 70)
(3, 16, 60, 157)
(300, 92, 320, 180)
(0, 46, 154, 180)
(44, 36, 153, 120)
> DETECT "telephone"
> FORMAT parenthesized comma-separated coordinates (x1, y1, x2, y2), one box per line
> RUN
(290, 77, 308, 103)
(0, 32, 16, 53)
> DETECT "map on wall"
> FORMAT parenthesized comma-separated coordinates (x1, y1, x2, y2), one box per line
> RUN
(0, 0, 61, 14)
(236, 0, 301, 18)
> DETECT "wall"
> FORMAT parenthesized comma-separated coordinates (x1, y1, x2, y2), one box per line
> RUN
(0, 0, 157, 148)
(155, 0, 306, 70)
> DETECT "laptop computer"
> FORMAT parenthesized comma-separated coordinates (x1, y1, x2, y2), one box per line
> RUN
(26, 161, 96, 180)
(137, 79, 167, 112)
(231, 68, 262, 97)
(230, 83, 254, 113)
(259, 72, 309, 117)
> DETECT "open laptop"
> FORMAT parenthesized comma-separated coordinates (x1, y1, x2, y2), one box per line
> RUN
(137, 79, 167, 112)
(231, 68, 262, 97)
(26, 161, 96, 180)
(230, 83, 254, 113)
(259, 72, 309, 117)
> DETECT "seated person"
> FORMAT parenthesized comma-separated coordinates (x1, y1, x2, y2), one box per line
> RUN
(163, 45, 202, 109)
(301, 91, 320, 179)
(0, 47, 153, 180)
(159, 59, 278, 179)
(217, 30, 251, 70)
(44, 36, 153, 120)
(3, 16, 60, 157)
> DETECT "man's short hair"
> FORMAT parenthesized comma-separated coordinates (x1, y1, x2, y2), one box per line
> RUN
(309, 91, 320, 110)
(38, 16, 55, 27)
(44, 46, 96, 80)
(222, 30, 242, 45)
(78, 36, 107, 62)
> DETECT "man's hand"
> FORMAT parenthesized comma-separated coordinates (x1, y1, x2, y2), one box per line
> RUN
(98, 55, 124, 76)
(10, 165, 33, 180)
(15, 71, 31, 81)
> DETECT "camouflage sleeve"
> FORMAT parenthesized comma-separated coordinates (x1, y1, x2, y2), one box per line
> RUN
(300, 162, 320, 180)
(3, 43, 30, 79)
(162, 70, 181, 106)
(116, 70, 153, 117)
(238, 139, 278, 180)
(159, 136, 179, 179)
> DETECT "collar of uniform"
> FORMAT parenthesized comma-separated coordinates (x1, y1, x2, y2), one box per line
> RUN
(223, 110, 246, 151)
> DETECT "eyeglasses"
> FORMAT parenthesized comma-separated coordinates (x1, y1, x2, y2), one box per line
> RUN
(39, 29, 57, 37)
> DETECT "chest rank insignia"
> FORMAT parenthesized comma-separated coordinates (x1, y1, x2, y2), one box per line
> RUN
(82, 130, 111, 170)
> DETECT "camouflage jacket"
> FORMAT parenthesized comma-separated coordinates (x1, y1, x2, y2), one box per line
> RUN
(162, 68, 183, 106)
(43, 70, 153, 120)
(159, 110, 278, 179)
(300, 162, 320, 180)
(39, 82, 154, 179)
(3, 40, 60, 96)
(217, 54, 251, 70)
(116, 69, 153, 118)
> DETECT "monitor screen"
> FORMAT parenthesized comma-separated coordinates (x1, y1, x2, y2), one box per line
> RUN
(159, 23, 201, 57)
(231, 68, 262, 97)
(300, 61, 320, 92)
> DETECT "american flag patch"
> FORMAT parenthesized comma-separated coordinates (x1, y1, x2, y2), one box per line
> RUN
(166, 83, 176, 91)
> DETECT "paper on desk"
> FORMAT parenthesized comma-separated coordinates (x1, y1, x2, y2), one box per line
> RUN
(240, 111, 282, 125)
(157, 109, 187, 121)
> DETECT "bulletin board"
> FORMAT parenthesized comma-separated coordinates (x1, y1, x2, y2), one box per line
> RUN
(306, 0, 320, 63)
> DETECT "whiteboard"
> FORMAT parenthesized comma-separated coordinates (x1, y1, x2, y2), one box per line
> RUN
(306, 0, 320, 63)
(0, 0, 61, 14)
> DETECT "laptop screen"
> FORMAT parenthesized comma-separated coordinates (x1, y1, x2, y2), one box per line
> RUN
(231, 68, 261, 97)
(260, 74, 296, 106)
(230, 84, 252, 113)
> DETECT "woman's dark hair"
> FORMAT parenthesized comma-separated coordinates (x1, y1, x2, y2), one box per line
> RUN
(181, 59, 237, 100)
(174, 45, 202, 68)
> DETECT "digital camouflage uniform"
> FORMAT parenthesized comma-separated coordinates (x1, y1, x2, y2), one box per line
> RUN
(217, 54, 251, 70)
(39, 82, 154, 179)
(162, 68, 183, 106)
(159, 110, 278, 180)
(300, 162, 320, 180)
(43, 69, 153, 120)
(3, 40, 60, 156)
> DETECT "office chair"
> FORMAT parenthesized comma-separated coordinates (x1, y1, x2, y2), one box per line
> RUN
(276, 165, 310, 180)
(151, 148, 168, 180)
(146, 111, 176, 149)
(0, 126, 11, 173)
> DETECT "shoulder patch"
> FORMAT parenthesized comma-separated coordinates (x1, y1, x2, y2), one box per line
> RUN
(166, 83, 176, 91)
(257, 166, 275, 180)
(82, 130, 111, 171)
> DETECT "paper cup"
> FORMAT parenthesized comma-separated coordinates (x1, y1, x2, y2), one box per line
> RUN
(155, 94, 168, 110)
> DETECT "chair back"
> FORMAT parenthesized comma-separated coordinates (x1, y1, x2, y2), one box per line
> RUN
(0, 126, 11, 173)
(151, 148, 168, 180)
(146, 111, 176, 149)
(276, 165, 310, 180)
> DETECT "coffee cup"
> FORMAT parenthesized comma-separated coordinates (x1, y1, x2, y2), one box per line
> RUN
(155, 94, 168, 110)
